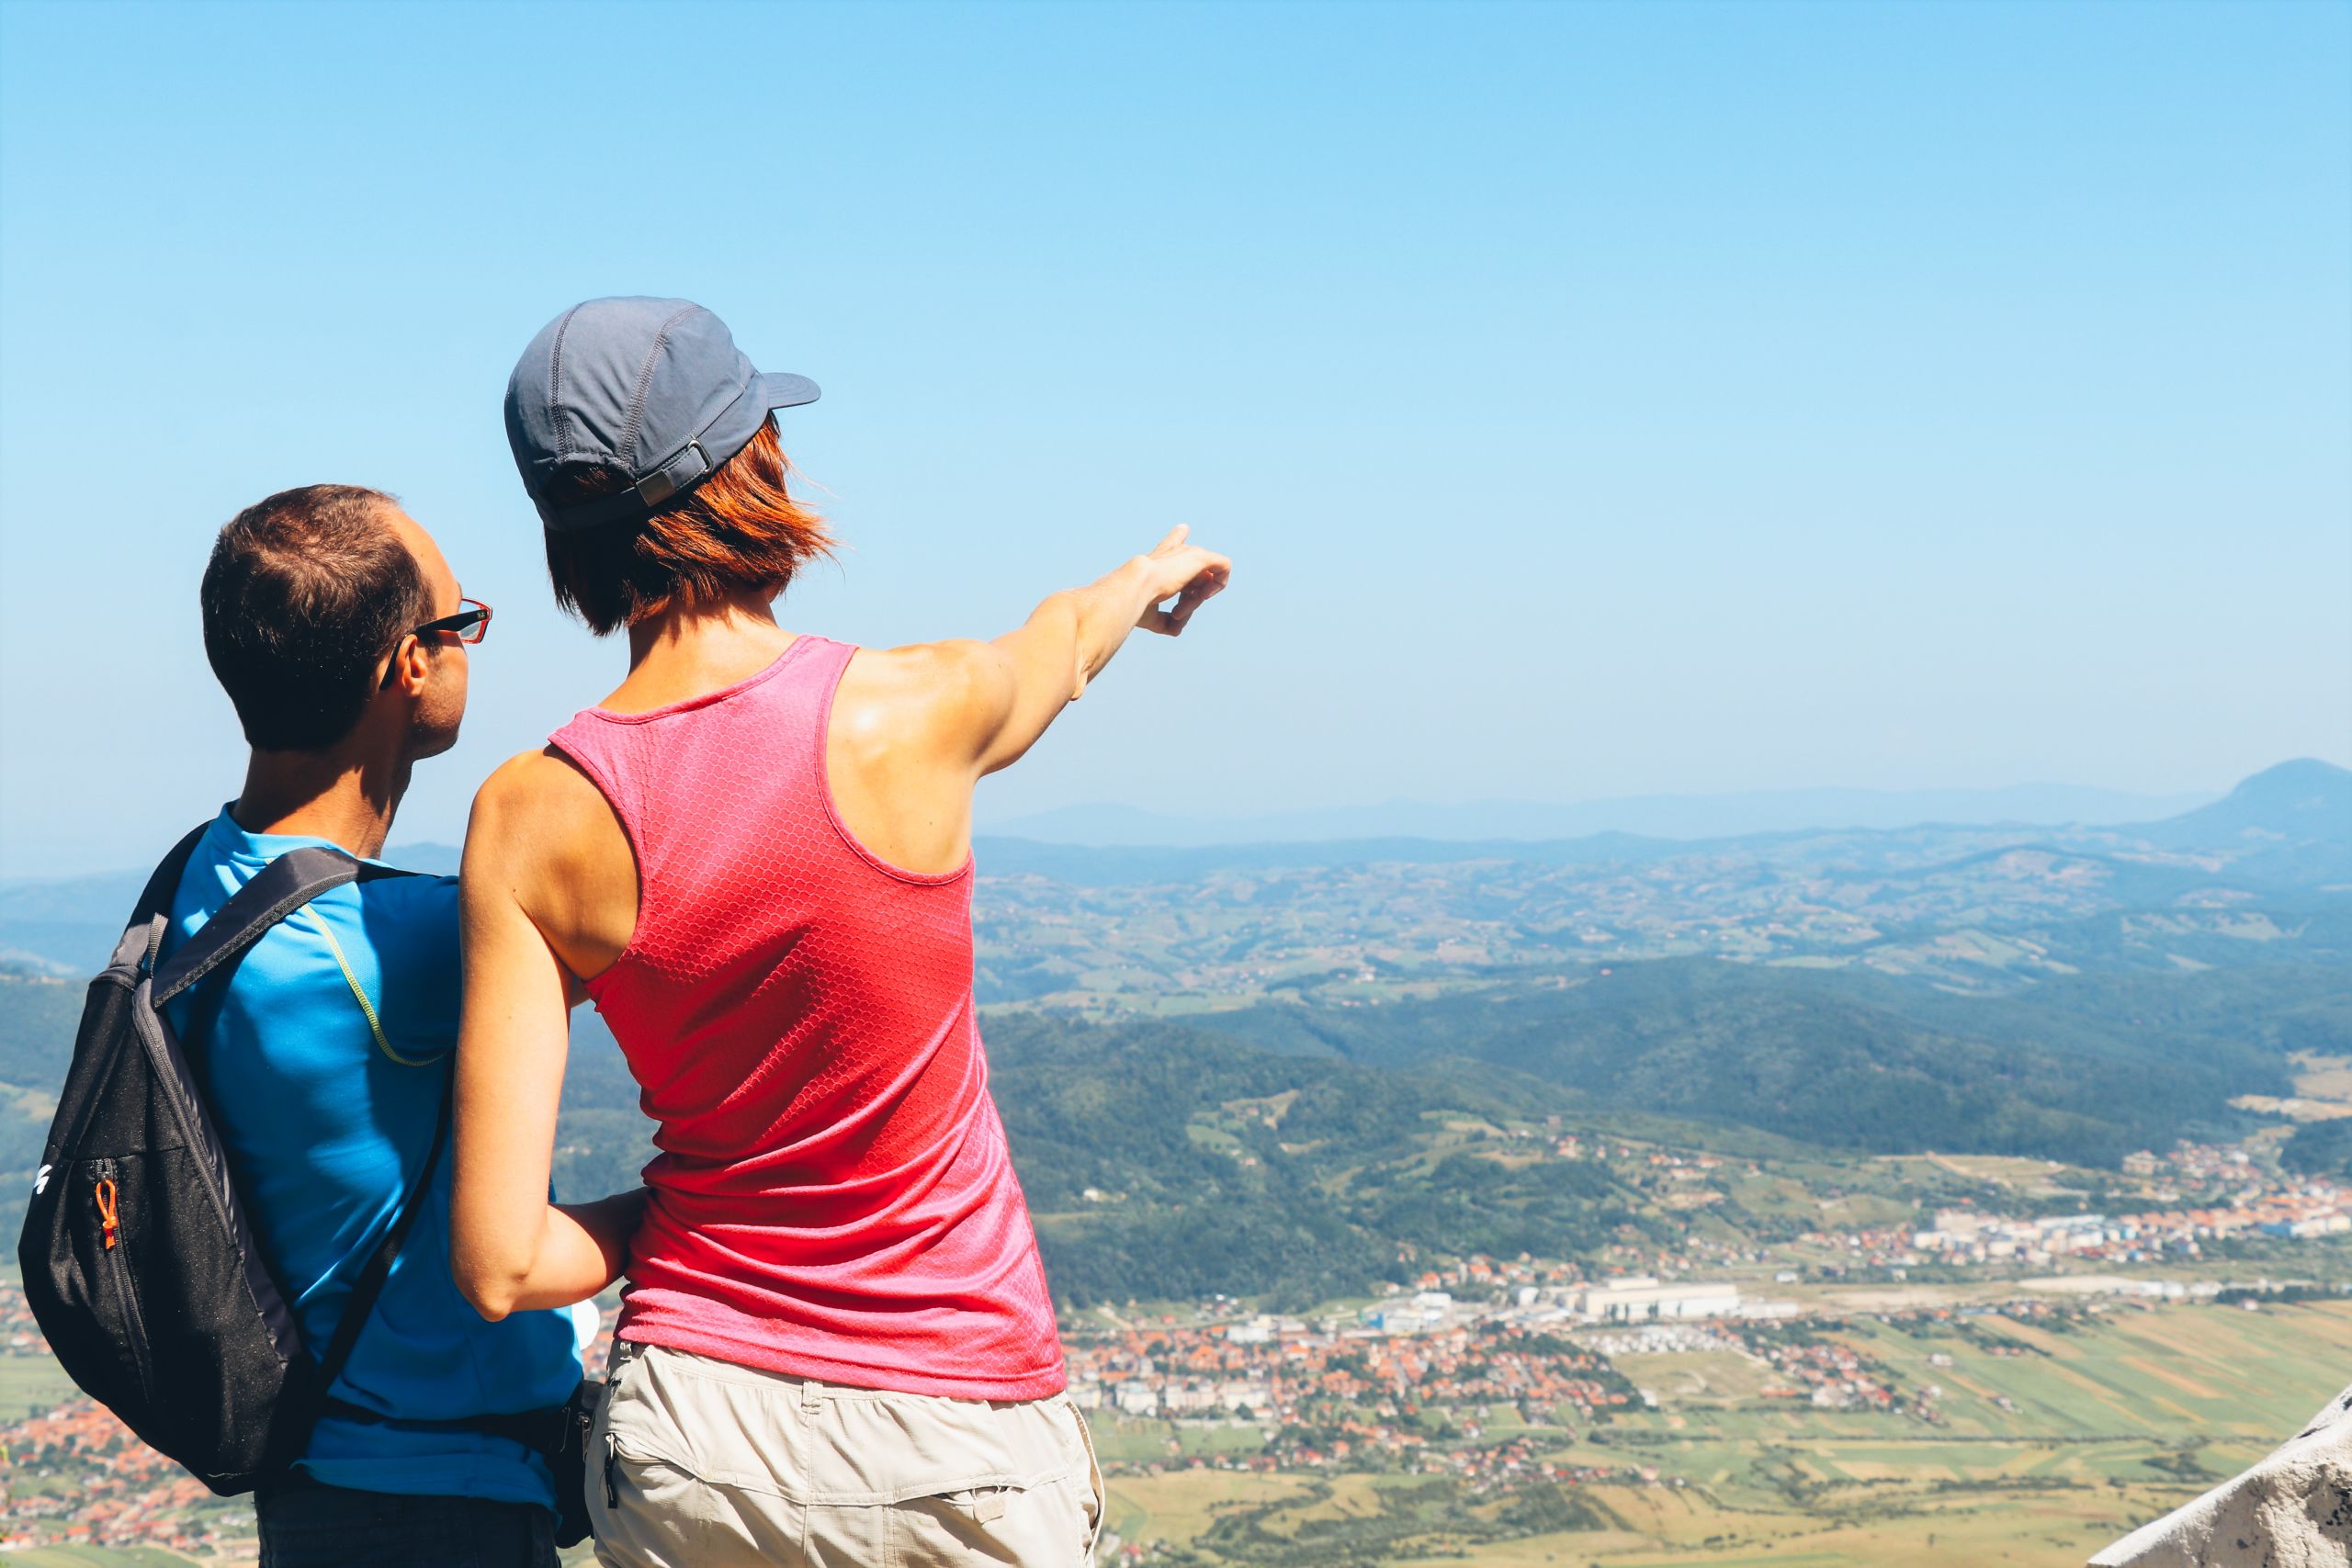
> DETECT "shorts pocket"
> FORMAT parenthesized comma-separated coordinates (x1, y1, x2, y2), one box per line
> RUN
(856, 1394, 1100, 1568)
(1069, 1404, 1106, 1562)
(598, 1346, 838, 1500)
(800, 1386, 1081, 1506)
(590, 1350, 784, 1567)
(591, 1443, 750, 1568)
(885, 1478, 1095, 1568)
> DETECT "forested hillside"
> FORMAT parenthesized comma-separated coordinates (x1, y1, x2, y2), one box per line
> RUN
(530, 954, 2339, 1305)
(1, 948, 2339, 1292)
(1193, 960, 2319, 1167)
(0, 969, 83, 1092)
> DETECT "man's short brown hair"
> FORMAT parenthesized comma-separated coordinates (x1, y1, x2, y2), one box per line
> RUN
(542, 420, 832, 636)
(200, 485, 428, 751)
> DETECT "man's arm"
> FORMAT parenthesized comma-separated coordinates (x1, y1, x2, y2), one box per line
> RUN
(448, 753, 645, 1321)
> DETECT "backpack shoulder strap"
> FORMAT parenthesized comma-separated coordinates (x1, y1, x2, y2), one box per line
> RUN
(149, 846, 407, 1007)
(301, 1075, 451, 1420)
(123, 823, 213, 976)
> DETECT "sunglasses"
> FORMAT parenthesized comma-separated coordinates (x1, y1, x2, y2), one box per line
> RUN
(413, 597, 492, 645)
(379, 598, 492, 689)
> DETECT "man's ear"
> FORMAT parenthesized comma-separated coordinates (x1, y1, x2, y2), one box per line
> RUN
(381, 632, 427, 695)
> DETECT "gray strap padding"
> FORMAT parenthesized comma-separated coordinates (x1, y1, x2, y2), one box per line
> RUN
(129, 824, 213, 975)
(150, 846, 401, 1006)
(538, 435, 712, 533)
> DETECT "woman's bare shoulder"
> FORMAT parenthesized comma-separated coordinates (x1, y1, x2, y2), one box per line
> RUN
(466, 748, 639, 976)
(466, 748, 634, 891)
(833, 639, 1012, 758)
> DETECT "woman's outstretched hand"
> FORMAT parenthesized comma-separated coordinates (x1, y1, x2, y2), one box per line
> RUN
(1136, 525, 1232, 637)
(928, 526, 1237, 779)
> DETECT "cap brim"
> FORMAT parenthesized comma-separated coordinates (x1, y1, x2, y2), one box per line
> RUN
(756, 370, 821, 410)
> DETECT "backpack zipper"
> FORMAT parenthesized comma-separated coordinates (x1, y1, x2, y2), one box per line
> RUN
(91, 1161, 157, 1406)
(94, 1178, 119, 1249)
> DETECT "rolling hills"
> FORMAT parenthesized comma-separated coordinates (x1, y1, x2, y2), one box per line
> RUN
(1192, 960, 2313, 1167)
(0, 760, 2342, 1304)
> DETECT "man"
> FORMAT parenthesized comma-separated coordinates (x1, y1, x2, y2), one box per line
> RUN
(160, 484, 620, 1566)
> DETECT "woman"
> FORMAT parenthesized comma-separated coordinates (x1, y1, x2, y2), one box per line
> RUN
(449, 297, 1229, 1568)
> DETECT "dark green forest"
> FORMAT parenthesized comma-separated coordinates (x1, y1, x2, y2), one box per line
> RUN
(1, 944, 2344, 1306)
(1195, 959, 2327, 1168)
(0, 972, 83, 1090)
(985, 1013, 1631, 1308)
(2285, 1119, 2352, 1181)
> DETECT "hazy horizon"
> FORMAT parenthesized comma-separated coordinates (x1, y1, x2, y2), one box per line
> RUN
(10, 759, 2337, 883)
(987, 775, 2227, 845)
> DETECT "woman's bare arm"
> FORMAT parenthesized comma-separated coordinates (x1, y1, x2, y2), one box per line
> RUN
(963, 525, 1231, 775)
(448, 751, 646, 1321)
(820, 526, 1231, 873)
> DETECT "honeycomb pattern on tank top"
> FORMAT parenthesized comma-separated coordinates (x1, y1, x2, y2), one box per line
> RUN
(548, 635, 1063, 1398)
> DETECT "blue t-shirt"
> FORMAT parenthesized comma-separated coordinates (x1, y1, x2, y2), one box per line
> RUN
(160, 808, 582, 1510)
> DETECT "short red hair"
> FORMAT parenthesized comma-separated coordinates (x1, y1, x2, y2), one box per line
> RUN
(542, 419, 832, 635)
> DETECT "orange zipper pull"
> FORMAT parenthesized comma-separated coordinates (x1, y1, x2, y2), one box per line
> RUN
(94, 1179, 119, 1251)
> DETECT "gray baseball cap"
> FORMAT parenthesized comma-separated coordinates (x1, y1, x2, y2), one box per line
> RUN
(504, 297, 820, 533)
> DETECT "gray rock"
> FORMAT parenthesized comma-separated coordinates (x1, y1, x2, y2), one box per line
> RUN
(2093, 1384, 2352, 1567)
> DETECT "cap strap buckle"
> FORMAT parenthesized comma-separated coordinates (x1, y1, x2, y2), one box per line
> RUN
(634, 439, 710, 510)
(537, 437, 717, 535)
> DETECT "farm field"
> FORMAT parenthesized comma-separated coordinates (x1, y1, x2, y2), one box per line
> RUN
(1838, 1300, 2352, 1443)
(0, 1355, 80, 1421)
(1611, 1349, 1776, 1406)
(1107, 1302, 2352, 1567)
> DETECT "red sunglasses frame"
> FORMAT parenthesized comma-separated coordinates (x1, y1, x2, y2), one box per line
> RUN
(380, 599, 492, 689)
(413, 598, 492, 645)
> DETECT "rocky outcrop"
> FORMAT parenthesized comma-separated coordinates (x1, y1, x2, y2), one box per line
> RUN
(2093, 1383, 2352, 1567)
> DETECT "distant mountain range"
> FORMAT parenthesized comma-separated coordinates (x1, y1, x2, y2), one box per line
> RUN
(970, 760, 2346, 887)
(0, 761, 2341, 976)
(989, 782, 2223, 847)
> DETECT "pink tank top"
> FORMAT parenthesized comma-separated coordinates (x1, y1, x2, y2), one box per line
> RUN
(548, 635, 1064, 1399)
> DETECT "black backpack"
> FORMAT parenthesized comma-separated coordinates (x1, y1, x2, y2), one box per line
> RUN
(15, 829, 597, 1532)
(16, 828, 446, 1491)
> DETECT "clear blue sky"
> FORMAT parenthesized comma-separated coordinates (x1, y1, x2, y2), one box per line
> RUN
(2, 0, 2346, 876)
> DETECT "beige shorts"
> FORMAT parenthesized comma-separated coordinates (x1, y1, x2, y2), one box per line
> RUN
(585, 1343, 1104, 1567)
